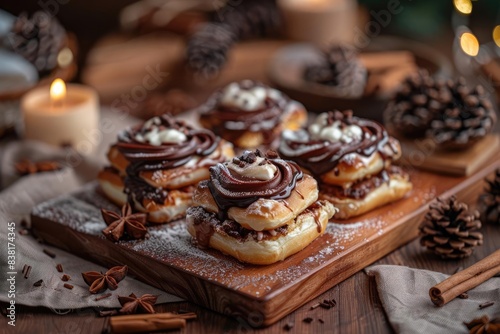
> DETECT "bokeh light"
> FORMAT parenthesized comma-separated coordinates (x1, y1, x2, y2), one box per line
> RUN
(453, 0, 472, 15)
(493, 26, 500, 47)
(460, 32, 479, 56)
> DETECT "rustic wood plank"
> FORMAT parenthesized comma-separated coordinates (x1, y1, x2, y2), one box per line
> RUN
(29, 154, 500, 327)
(397, 135, 500, 176)
(5, 220, 499, 333)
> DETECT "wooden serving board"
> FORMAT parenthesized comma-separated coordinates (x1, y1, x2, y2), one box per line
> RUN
(31, 156, 500, 327)
(397, 135, 500, 176)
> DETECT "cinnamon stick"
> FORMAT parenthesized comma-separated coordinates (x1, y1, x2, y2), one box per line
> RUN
(109, 312, 196, 334)
(429, 249, 500, 306)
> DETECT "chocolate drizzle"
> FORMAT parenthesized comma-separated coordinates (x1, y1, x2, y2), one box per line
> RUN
(321, 166, 404, 200)
(207, 150, 303, 218)
(199, 81, 289, 145)
(303, 202, 324, 233)
(116, 114, 219, 204)
(187, 206, 289, 246)
(279, 110, 399, 177)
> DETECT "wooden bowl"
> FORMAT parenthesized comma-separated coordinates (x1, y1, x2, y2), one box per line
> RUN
(268, 35, 453, 122)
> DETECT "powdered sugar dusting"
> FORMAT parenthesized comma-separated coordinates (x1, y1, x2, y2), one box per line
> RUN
(31, 178, 443, 297)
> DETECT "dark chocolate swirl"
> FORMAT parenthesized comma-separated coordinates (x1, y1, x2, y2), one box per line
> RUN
(199, 81, 289, 145)
(279, 110, 400, 177)
(116, 114, 219, 172)
(207, 150, 303, 216)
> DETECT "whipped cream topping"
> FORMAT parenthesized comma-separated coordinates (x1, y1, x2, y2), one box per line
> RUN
(308, 112, 363, 144)
(219, 80, 283, 111)
(133, 116, 187, 146)
(227, 156, 277, 181)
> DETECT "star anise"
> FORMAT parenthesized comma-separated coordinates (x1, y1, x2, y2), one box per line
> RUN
(101, 203, 148, 241)
(118, 293, 158, 314)
(15, 159, 62, 176)
(464, 315, 500, 334)
(82, 265, 128, 294)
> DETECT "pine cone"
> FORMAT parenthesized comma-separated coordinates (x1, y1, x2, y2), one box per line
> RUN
(419, 196, 483, 260)
(212, 0, 281, 39)
(478, 168, 500, 224)
(385, 70, 442, 137)
(186, 23, 236, 79)
(6, 11, 66, 76)
(303, 45, 367, 98)
(427, 79, 496, 149)
(186, 0, 281, 78)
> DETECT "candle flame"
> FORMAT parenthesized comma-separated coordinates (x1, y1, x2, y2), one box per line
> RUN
(50, 78, 66, 103)
(460, 32, 479, 57)
(453, 0, 472, 15)
(493, 26, 500, 48)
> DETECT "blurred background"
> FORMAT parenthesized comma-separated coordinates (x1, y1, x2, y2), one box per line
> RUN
(1, 0, 500, 138)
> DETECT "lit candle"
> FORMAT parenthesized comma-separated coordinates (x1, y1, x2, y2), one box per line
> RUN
(21, 79, 99, 153)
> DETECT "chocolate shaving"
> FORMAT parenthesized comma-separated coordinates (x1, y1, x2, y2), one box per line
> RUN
(82, 265, 128, 294)
(320, 302, 332, 309)
(479, 301, 495, 309)
(283, 322, 294, 331)
(303, 317, 314, 323)
(459, 293, 468, 299)
(318, 318, 324, 324)
(43, 249, 56, 258)
(100, 310, 119, 317)
(118, 293, 158, 314)
(95, 293, 112, 301)
(61, 274, 71, 281)
(56, 264, 63, 272)
(265, 150, 279, 159)
(22, 264, 28, 275)
(19, 229, 29, 235)
(33, 279, 43, 287)
(324, 299, 337, 307)
(63, 283, 74, 290)
(24, 265, 31, 279)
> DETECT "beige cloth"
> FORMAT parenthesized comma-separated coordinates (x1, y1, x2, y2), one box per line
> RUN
(366, 265, 500, 334)
(0, 109, 183, 310)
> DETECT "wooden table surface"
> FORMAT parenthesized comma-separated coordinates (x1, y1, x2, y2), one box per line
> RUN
(3, 32, 500, 334)
(4, 222, 499, 334)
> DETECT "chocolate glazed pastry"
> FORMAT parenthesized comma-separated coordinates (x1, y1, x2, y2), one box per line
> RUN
(279, 110, 400, 177)
(279, 110, 412, 219)
(115, 114, 219, 205)
(208, 150, 303, 217)
(186, 149, 337, 264)
(199, 80, 307, 149)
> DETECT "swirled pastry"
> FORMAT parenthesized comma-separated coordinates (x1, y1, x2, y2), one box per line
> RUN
(279, 110, 412, 219)
(198, 80, 307, 149)
(186, 150, 337, 265)
(98, 114, 234, 223)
